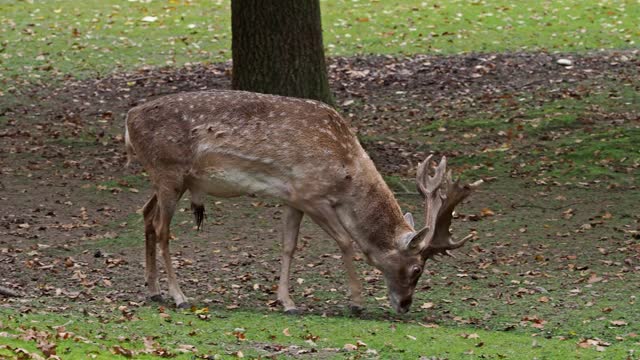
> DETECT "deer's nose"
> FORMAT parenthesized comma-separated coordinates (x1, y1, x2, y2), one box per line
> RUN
(399, 298, 412, 312)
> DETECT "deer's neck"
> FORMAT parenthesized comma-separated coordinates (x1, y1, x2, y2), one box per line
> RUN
(336, 171, 412, 261)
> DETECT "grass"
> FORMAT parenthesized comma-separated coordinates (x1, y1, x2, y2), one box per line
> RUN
(547, 127, 640, 180)
(6, 179, 637, 359)
(1, 307, 637, 359)
(1, 0, 639, 88)
(363, 80, 640, 185)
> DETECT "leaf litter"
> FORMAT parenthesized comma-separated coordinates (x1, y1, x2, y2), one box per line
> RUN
(0, 51, 639, 357)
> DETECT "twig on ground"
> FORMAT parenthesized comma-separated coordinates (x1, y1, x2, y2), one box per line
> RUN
(123, 75, 160, 83)
(511, 201, 581, 211)
(0, 285, 21, 297)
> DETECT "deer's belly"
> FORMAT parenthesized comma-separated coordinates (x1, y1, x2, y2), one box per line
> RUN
(188, 168, 291, 199)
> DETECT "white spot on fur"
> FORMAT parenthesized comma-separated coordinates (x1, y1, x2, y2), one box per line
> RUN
(318, 128, 338, 141)
(196, 142, 214, 154)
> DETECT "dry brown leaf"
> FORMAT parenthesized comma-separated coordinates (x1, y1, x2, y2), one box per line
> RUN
(480, 208, 495, 217)
(111, 345, 135, 358)
(420, 302, 434, 309)
(609, 320, 628, 327)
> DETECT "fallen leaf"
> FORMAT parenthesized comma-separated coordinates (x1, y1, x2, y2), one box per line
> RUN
(480, 208, 495, 217)
(562, 208, 574, 219)
(343, 343, 357, 351)
(112, 345, 134, 358)
(609, 320, 628, 327)
(420, 302, 434, 309)
(557, 58, 573, 66)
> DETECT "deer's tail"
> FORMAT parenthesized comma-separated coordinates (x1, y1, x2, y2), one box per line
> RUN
(124, 113, 136, 167)
(190, 191, 205, 230)
(191, 203, 205, 230)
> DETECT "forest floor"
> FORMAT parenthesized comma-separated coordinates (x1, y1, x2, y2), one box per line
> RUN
(1, 51, 639, 359)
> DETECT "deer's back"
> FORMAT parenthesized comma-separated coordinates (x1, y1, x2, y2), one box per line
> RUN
(126, 91, 373, 200)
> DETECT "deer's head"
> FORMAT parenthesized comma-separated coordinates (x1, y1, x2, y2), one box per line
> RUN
(382, 156, 482, 314)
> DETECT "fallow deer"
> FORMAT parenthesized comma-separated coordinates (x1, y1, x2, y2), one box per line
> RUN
(124, 90, 481, 314)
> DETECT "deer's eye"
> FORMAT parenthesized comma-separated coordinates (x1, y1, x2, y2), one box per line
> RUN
(411, 265, 422, 277)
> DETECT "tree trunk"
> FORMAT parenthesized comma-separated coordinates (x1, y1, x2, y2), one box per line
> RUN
(231, 0, 334, 106)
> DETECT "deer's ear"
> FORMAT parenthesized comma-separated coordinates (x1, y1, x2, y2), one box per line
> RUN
(402, 226, 429, 252)
(403, 212, 415, 228)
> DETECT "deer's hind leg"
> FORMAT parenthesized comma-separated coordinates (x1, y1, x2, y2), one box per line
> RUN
(153, 183, 190, 308)
(277, 206, 304, 314)
(142, 194, 162, 301)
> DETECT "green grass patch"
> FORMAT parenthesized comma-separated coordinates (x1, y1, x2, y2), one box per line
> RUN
(419, 117, 508, 133)
(1, 307, 637, 359)
(1, 0, 639, 87)
(547, 127, 640, 181)
(47, 136, 96, 148)
(383, 175, 415, 193)
(390, 81, 640, 184)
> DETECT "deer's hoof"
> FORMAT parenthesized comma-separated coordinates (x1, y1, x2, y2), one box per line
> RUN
(349, 305, 364, 315)
(177, 302, 190, 309)
(149, 294, 163, 302)
(284, 308, 300, 316)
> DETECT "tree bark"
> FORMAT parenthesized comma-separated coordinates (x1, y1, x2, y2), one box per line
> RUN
(231, 0, 334, 106)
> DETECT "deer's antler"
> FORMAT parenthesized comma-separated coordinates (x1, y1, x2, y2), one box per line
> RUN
(416, 154, 447, 197)
(406, 156, 482, 256)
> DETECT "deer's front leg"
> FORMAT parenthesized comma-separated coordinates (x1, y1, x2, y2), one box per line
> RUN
(277, 206, 304, 314)
(308, 205, 364, 314)
(334, 238, 364, 313)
